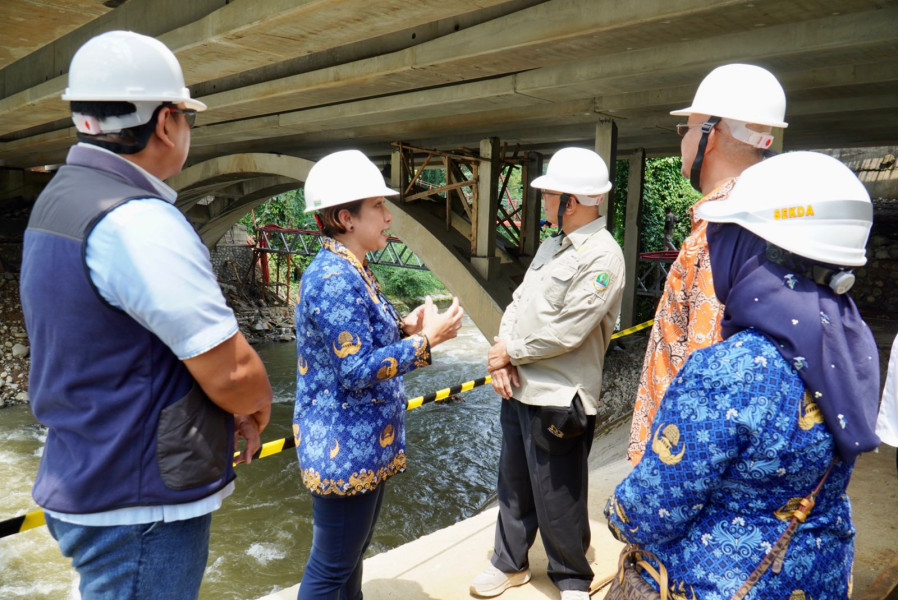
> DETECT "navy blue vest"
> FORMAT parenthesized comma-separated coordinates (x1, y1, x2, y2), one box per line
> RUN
(20, 146, 235, 514)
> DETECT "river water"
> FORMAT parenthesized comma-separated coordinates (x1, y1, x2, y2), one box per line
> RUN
(0, 316, 505, 599)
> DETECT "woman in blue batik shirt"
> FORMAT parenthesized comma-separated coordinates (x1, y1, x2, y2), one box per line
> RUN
(606, 152, 881, 599)
(294, 150, 464, 600)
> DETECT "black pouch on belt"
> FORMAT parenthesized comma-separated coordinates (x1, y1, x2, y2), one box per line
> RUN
(531, 395, 588, 455)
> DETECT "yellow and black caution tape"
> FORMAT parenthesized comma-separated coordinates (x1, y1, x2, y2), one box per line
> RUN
(0, 320, 652, 540)
(0, 508, 45, 538)
(611, 318, 653, 340)
(405, 375, 490, 410)
(237, 375, 493, 464)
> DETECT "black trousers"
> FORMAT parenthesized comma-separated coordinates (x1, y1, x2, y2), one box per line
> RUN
(491, 397, 596, 592)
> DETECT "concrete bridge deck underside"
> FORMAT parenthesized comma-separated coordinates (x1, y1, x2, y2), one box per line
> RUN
(3, 0, 898, 336)
(2, 0, 897, 172)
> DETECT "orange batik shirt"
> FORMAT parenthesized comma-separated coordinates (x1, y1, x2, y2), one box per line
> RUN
(627, 179, 736, 464)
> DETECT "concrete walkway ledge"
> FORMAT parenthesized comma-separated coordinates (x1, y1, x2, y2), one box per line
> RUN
(260, 422, 898, 600)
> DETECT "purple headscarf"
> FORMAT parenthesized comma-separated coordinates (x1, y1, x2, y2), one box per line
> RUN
(707, 223, 880, 464)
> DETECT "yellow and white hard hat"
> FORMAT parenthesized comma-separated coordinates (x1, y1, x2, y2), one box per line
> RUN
(696, 151, 872, 267)
(304, 150, 398, 212)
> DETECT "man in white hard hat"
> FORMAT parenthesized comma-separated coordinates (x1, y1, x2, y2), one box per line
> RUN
(471, 148, 625, 600)
(628, 63, 788, 464)
(19, 31, 272, 598)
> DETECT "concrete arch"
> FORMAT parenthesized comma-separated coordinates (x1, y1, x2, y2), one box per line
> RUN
(167, 153, 314, 246)
(165, 151, 510, 337)
(386, 199, 513, 341)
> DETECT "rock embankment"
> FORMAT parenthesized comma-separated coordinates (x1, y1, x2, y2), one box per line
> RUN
(221, 282, 297, 345)
(0, 273, 30, 408)
(596, 334, 648, 428)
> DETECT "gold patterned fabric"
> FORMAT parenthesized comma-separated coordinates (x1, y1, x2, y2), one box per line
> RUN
(301, 452, 407, 496)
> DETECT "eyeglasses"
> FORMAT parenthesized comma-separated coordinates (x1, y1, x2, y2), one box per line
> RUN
(169, 108, 197, 128)
(676, 121, 717, 137)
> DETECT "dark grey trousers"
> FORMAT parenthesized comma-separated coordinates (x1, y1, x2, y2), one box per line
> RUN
(491, 397, 596, 592)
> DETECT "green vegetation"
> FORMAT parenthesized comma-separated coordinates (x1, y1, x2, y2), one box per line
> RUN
(609, 156, 701, 251)
(239, 188, 316, 232)
(609, 156, 701, 322)
(370, 264, 446, 301)
(240, 156, 699, 315)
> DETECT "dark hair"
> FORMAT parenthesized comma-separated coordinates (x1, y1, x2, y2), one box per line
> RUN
(317, 199, 365, 237)
(70, 100, 168, 155)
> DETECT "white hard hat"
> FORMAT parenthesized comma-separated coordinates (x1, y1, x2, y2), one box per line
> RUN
(304, 150, 398, 212)
(63, 31, 206, 133)
(696, 151, 872, 267)
(671, 64, 788, 128)
(531, 147, 611, 205)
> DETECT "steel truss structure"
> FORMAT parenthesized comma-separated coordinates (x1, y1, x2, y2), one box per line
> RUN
(248, 225, 428, 304)
(391, 142, 535, 257)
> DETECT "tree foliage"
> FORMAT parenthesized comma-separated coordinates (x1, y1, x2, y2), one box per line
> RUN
(610, 156, 701, 251)
(239, 188, 315, 232)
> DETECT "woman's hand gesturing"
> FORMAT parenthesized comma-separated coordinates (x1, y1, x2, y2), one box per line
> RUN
(420, 296, 464, 348)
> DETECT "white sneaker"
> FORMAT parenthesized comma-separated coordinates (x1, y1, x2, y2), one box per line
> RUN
(469, 564, 531, 597)
(560, 591, 590, 600)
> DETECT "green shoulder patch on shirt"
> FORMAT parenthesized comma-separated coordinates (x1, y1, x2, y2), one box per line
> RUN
(594, 271, 612, 293)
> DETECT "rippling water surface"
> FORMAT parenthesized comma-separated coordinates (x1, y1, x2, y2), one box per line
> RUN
(0, 316, 501, 599)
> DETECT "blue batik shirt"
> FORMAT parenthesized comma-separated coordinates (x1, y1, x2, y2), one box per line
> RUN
(607, 330, 854, 599)
(294, 238, 430, 496)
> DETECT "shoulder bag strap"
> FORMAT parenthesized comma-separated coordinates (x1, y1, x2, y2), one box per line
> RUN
(729, 459, 837, 600)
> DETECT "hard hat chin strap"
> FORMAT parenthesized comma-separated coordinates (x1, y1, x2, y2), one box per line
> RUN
(690, 116, 721, 193)
(553, 193, 573, 237)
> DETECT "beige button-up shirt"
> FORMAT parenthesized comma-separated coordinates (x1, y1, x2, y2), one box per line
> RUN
(499, 217, 625, 414)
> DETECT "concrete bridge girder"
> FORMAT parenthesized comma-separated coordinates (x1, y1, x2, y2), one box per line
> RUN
(191, 176, 302, 246)
(6, 1, 897, 171)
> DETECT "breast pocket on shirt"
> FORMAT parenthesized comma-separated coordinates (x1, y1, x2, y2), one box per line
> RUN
(544, 263, 577, 308)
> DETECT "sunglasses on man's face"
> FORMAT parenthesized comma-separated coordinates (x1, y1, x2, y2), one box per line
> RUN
(676, 123, 703, 137)
(675, 121, 719, 137)
(169, 108, 197, 128)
